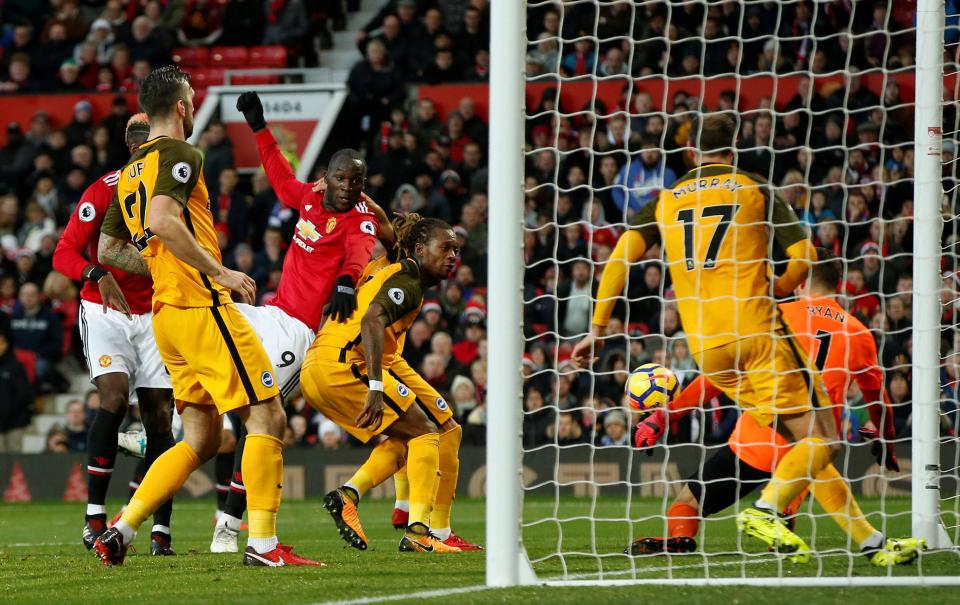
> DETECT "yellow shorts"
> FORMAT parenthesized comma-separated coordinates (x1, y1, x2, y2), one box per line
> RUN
(152, 303, 279, 414)
(695, 331, 830, 426)
(300, 351, 416, 443)
(389, 358, 455, 426)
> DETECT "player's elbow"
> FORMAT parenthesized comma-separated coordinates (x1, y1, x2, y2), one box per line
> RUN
(361, 306, 383, 332)
(97, 234, 122, 266)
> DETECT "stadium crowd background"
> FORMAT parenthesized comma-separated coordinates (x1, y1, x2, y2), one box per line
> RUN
(0, 1, 948, 456)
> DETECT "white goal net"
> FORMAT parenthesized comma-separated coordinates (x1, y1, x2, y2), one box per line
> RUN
(486, 0, 960, 587)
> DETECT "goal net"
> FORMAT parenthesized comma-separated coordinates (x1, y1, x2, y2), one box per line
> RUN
(487, 0, 960, 586)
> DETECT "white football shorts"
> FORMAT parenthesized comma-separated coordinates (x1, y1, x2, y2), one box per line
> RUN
(78, 299, 171, 403)
(235, 303, 315, 402)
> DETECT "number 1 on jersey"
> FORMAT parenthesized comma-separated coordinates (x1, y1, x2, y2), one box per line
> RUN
(677, 204, 739, 271)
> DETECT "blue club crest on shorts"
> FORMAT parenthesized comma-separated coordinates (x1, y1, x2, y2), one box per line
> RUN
(397, 383, 409, 397)
(261, 371, 274, 388)
(436, 397, 448, 411)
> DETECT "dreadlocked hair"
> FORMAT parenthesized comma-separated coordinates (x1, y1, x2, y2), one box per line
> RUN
(391, 213, 450, 260)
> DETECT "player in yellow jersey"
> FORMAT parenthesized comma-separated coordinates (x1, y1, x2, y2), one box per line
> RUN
(300, 213, 461, 553)
(320, 211, 482, 551)
(93, 65, 319, 567)
(572, 113, 849, 561)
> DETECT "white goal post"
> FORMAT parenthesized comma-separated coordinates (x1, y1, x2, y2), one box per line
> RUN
(487, 0, 958, 588)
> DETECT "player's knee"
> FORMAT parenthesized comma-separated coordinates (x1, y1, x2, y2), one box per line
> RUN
(98, 389, 129, 414)
(219, 429, 237, 453)
(138, 400, 172, 434)
(244, 398, 287, 438)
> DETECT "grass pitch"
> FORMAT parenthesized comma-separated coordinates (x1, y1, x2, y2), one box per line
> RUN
(0, 497, 956, 605)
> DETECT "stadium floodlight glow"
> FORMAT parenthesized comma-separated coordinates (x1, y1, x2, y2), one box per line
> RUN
(486, 0, 959, 587)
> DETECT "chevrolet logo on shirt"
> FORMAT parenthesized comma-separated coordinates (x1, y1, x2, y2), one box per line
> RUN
(297, 218, 321, 242)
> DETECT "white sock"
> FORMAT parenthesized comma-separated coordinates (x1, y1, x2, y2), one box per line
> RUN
(432, 527, 451, 540)
(86, 504, 107, 516)
(394, 499, 409, 512)
(215, 509, 223, 521)
(753, 499, 777, 514)
(151, 524, 170, 536)
(219, 514, 243, 532)
(860, 531, 884, 551)
(344, 482, 362, 502)
(114, 520, 136, 545)
(248, 536, 279, 554)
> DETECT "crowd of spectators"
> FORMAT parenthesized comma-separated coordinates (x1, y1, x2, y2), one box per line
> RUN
(0, 0, 951, 455)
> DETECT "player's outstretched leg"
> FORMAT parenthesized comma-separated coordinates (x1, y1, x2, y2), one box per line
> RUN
(93, 414, 204, 566)
(809, 463, 926, 566)
(324, 437, 405, 550)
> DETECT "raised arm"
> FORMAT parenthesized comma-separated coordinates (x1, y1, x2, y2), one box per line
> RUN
(235, 91, 313, 208)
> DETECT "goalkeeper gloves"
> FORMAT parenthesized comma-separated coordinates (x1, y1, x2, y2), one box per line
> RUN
(633, 408, 666, 454)
(236, 91, 267, 133)
(858, 427, 900, 472)
(324, 275, 357, 323)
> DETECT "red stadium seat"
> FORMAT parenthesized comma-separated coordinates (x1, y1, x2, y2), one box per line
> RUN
(210, 46, 249, 67)
(189, 68, 226, 88)
(172, 46, 209, 68)
(229, 73, 281, 86)
(249, 45, 288, 68)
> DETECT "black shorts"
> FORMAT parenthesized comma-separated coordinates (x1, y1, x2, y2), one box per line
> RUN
(687, 444, 771, 516)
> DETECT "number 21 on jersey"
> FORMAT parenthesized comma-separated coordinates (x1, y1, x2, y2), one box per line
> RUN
(122, 177, 155, 251)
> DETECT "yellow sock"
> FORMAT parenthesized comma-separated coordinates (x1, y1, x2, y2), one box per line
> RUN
(347, 438, 406, 497)
(810, 463, 877, 546)
(120, 441, 199, 531)
(243, 433, 284, 539)
(431, 425, 462, 531)
(394, 465, 409, 507)
(759, 437, 832, 511)
(405, 432, 440, 528)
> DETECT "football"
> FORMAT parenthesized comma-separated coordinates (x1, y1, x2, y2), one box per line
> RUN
(626, 363, 679, 412)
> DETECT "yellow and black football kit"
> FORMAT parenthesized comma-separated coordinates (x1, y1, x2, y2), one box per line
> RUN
(301, 258, 428, 442)
(592, 164, 828, 425)
(102, 136, 277, 412)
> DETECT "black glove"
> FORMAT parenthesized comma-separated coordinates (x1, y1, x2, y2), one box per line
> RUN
(324, 275, 357, 323)
(859, 427, 900, 472)
(236, 91, 266, 132)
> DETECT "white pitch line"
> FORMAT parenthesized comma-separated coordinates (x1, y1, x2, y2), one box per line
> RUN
(308, 585, 494, 605)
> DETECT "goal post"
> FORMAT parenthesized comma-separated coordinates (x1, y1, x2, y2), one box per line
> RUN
(912, 0, 952, 550)
(486, 0, 536, 587)
(487, 0, 959, 588)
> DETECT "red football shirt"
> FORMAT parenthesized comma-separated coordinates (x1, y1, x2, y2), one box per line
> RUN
(256, 130, 379, 332)
(53, 170, 154, 315)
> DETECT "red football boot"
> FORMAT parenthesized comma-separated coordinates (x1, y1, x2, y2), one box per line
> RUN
(391, 507, 409, 529)
(242, 544, 325, 567)
(443, 532, 484, 551)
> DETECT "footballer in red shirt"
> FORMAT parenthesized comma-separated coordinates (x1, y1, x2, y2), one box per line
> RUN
(210, 92, 381, 553)
(52, 114, 176, 557)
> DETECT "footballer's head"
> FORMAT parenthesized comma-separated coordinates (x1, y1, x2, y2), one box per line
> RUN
(393, 214, 458, 286)
(323, 148, 366, 212)
(139, 65, 195, 138)
(125, 112, 150, 152)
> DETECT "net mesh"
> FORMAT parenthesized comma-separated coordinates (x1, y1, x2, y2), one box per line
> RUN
(519, 0, 957, 582)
